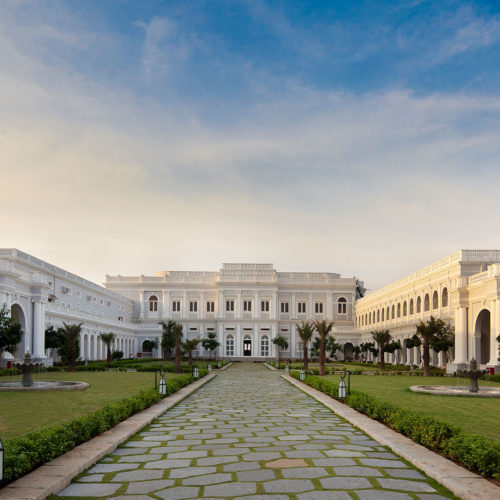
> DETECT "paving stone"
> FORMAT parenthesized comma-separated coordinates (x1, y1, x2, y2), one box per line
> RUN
(169, 466, 217, 478)
(321, 476, 372, 489)
(297, 492, 352, 500)
(111, 448, 149, 456)
(281, 467, 327, 479)
(417, 495, 451, 500)
(356, 491, 413, 500)
(263, 479, 314, 493)
(88, 463, 139, 473)
(155, 486, 200, 499)
(125, 441, 160, 447)
(360, 458, 408, 468)
(235, 496, 289, 500)
(278, 434, 310, 440)
(109, 496, 152, 500)
(144, 459, 191, 469)
(224, 462, 261, 472)
(265, 458, 307, 468)
(243, 452, 282, 461)
(180, 472, 231, 486)
(213, 447, 251, 455)
(197, 456, 239, 465)
(119, 454, 162, 462)
(324, 449, 365, 457)
(336, 444, 374, 451)
(236, 469, 276, 481)
(387, 468, 426, 479)
(204, 482, 257, 497)
(58, 483, 121, 497)
(165, 450, 207, 459)
(112, 469, 164, 482)
(378, 478, 437, 492)
(284, 450, 325, 458)
(313, 458, 356, 467)
(77, 473, 105, 482)
(333, 466, 383, 476)
(126, 479, 175, 494)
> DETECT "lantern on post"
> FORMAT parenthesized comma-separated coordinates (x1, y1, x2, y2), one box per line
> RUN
(338, 370, 347, 399)
(0, 434, 4, 482)
(158, 370, 166, 395)
(299, 370, 306, 381)
(193, 367, 199, 379)
(217, 361, 221, 368)
(208, 364, 212, 373)
(285, 364, 289, 374)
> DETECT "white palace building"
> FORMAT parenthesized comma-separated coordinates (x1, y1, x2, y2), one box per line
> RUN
(1, 248, 499, 373)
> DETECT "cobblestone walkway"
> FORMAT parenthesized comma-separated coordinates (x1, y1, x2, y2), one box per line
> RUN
(56, 363, 455, 499)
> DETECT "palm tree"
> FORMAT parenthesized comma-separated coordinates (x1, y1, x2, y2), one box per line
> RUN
(296, 322, 315, 370)
(272, 335, 289, 365)
(416, 316, 452, 377)
(99, 332, 115, 364)
(182, 338, 200, 365)
(313, 320, 335, 376)
(61, 322, 82, 372)
(371, 329, 392, 371)
(159, 320, 176, 359)
(172, 322, 183, 374)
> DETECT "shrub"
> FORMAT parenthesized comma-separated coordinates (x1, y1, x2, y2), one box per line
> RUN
(290, 371, 500, 479)
(1, 374, 196, 486)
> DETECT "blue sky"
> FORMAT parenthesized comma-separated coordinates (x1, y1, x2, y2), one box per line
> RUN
(1, 0, 500, 290)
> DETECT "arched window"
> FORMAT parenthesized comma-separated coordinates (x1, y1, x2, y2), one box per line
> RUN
(149, 295, 158, 312)
(369, 312, 372, 324)
(432, 291, 438, 309)
(260, 335, 269, 356)
(403, 301, 407, 316)
(386, 306, 390, 320)
(365, 313, 368, 325)
(397, 303, 401, 318)
(225, 335, 234, 356)
(442, 287, 448, 307)
(409, 298, 414, 315)
(424, 293, 430, 311)
(377, 310, 380, 322)
(381, 308, 385, 321)
(391, 305, 395, 319)
(338, 297, 347, 314)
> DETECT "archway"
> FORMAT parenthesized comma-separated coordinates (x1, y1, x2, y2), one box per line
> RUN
(142, 340, 153, 358)
(474, 309, 490, 364)
(243, 335, 252, 356)
(11, 303, 27, 358)
(344, 342, 353, 361)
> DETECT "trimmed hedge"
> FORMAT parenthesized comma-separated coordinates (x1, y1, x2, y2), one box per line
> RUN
(291, 371, 500, 479)
(1, 373, 197, 486)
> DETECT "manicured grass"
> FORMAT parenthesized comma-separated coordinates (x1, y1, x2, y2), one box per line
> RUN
(0, 371, 179, 439)
(324, 373, 500, 440)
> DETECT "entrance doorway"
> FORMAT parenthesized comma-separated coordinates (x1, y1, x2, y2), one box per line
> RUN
(475, 309, 490, 364)
(243, 335, 252, 356)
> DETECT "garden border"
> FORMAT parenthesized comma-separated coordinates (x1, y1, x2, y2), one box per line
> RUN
(0, 373, 216, 500)
(282, 373, 500, 500)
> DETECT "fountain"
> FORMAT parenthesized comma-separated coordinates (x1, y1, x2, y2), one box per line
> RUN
(0, 351, 89, 392)
(459, 358, 487, 393)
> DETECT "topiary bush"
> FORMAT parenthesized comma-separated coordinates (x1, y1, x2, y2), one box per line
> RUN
(290, 371, 500, 479)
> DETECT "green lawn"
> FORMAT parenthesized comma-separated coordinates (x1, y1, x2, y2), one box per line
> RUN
(0, 371, 179, 439)
(323, 373, 500, 441)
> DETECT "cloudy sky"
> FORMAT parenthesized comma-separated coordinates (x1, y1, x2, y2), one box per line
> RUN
(1, 0, 499, 291)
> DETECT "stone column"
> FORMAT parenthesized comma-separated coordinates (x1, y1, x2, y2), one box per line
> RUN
(32, 300, 45, 358)
(488, 300, 499, 366)
(454, 307, 468, 363)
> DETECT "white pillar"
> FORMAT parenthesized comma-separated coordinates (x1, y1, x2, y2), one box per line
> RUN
(454, 307, 468, 363)
(488, 300, 500, 365)
(32, 300, 45, 358)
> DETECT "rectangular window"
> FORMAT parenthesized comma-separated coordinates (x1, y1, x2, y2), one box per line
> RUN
(206, 301, 215, 312)
(315, 302, 323, 314)
(172, 300, 181, 312)
(298, 302, 306, 313)
(226, 300, 235, 312)
(189, 301, 198, 312)
(243, 300, 252, 312)
(280, 302, 289, 313)
(261, 300, 270, 312)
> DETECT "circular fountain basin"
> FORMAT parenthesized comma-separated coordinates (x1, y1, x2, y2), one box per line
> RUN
(0, 381, 89, 392)
(410, 385, 500, 397)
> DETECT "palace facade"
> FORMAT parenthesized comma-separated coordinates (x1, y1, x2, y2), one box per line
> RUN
(1, 248, 499, 372)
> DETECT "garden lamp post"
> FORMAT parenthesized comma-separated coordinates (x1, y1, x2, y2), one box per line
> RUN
(193, 367, 199, 379)
(208, 364, 212, 373)
(300, 370, 306, 381)
(0, 434, 4, 482)
(285, 364, 289, 374)
(338, 371, 347, 399)
(217, 361, 221, 368)
(158, 371, 166, 395)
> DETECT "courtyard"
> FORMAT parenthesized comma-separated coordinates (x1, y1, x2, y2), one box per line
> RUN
(53, 363, 455, 499)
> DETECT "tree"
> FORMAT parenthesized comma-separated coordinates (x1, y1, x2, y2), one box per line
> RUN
(430, 326, 455, 363)
(172, 322, 183, 374)
(296, 321, 315, 370)
(360, 341, 378, 362)
(311, 337, 321, 359)
(45, 325, 65, 359)
(99, 332, 115, 364)
(201, 331, 220, 360)
(325, 336, 342, 359)
(0, 304, 23, 356)
(182, 338, 200, 365)
(159, 320, 176, 359)
(59, 322, 82, 372)
(313, 320, 335, 376)
(272, 335, 289, 364)
(371, 329, 392, 371)
(416, 316, 453, 376)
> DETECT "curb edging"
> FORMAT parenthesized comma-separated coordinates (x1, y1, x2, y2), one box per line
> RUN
(282, 373, 500, 500)
(0, 373, 216, 500)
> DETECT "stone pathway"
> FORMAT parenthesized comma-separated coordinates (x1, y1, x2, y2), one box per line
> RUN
(55, 363, 455, 499)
